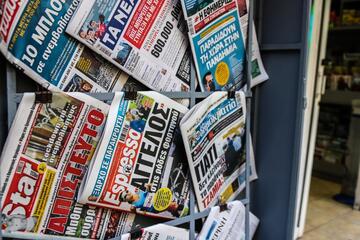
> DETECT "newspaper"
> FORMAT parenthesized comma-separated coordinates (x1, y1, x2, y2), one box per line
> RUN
(100, 212, 164, 240)
(236, 0, 268, 86)
(78, 92, 190, 219)
(66, 0, 193, 92)
(180, 0, 268, 91)
(0, 92, 158, 239)
(121, 224, 188, 240)
(180, 91, 257, 211)
(197, 201, 259, 240)
(0, 0, 146, 92)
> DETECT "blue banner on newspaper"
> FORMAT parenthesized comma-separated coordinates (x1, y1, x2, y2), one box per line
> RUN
(190, 97, 239, 150)
(77, 0, 137, 50)
(100, 0, 138, 50)
(192, 11, 245, 91)
(8, 0, 80, 86)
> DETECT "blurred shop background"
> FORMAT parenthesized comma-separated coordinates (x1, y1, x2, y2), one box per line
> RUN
(295, 0, 360, 239)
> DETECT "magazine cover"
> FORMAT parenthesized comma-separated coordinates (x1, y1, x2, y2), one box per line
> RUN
(197, 200, 259, 240)
(78, 92, 190, 219)
(66, 0, 193, 92)
(0, 92, 158, 239)
(180, 91, 257, 211)
(0, 0, 146, 92)
(180, 0, 268, 91)
(121, 224, 188, 240)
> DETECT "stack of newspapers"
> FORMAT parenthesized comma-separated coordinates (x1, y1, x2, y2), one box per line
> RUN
(0, 0, 267, 94)
(0, 91, 258, 239)
(0, 0, 266, 239)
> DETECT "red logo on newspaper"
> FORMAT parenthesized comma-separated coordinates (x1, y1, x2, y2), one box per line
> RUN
(194, 1, 236, 33)
(100, 128, 142, 206)
(0, 0, 21, 42)
(46, 109, 106, 234)
(202, 177, 224, 208)
(124, 0, 165, 49)
(2, 157, 43, 220)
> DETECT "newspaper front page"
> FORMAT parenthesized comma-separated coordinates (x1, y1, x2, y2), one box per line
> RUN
(180, 91, 257, 211)
(121, 224, 188, 240)
(0, 0, 144, 92)
(0, 92, 157, 239)
(197, 200, 259, 240)
(180, 0, 268, 91)
(66, 0, 193, 92)
(78, 92, 190, 219)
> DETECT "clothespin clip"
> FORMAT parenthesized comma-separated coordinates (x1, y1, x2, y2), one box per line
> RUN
(184, 22, 189, 33)
(35, 84, 52, 103)
(219, 203, 228, 212)
(227, 91, 235, 99)
(124, 85, 137, 100)
(245, 90, 252, 98)
(35, 91, 52, 103)
(130, 228, 143, 240)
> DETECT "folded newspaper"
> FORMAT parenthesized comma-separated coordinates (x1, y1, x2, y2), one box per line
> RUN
(180, 0, 268, 91)
(180, 91, 257, 211)
(121, 224, 188, 240)
(78, 92, 190, 219)
(197, 200, 259, 240)
(66, 0, 193, 92)
(0, 92, 161, 239)
(0, 0, 146, 92)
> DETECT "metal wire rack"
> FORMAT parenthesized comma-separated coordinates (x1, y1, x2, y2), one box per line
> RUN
(4, 0, 256, 239)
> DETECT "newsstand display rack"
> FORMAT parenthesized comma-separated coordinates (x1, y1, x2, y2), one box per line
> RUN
(4, 0, 257, 239)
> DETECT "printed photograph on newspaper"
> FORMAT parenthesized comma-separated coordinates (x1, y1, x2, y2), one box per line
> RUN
(78, 92, 191, 219)
(99, 211, 164, 240)
(180, 91, 257, 211)
(0, 0, 140, 92)
(66, 0, 193, 92)
(0, 92, 157, 239)
(180, 0, 268, 91)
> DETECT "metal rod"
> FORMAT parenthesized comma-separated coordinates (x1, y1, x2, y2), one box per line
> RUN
(261, 43, 303, 51)
(164, 198, 250, 227)
(13, 92, 216, 104)
(6, 64, 17, 129)
(245, 0, 255, 239)
(2, 63, 17, 240)
(188, 57, 197, 240)
(189, 186, 196, 240)
(190, 60, 197, 106)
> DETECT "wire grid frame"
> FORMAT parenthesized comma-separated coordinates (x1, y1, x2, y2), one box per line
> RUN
(5, 0, 256, 238)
